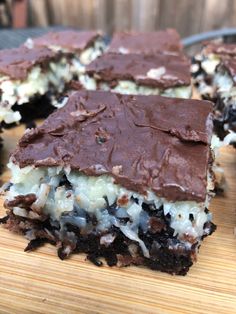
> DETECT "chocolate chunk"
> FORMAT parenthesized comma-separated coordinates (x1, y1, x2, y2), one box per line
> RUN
(0, 215, 9, 224)
(149, 217, 166, 233)
(5, 194, 37, 208)
(24, 238, 48, 252)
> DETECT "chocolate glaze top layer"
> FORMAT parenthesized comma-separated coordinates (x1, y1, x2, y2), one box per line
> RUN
(32, 31, 101, 52)
(0, 46, 59, 80)
(86, 53, 191, 88)
(107, 29, 182, 54)
(203, 42, 236, 57)
(12, 91, 213, 202)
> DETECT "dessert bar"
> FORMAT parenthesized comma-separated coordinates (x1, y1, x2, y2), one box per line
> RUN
(27, 30, 105, 68)
(1, 90, 216, 275)
(192, 42, 236, 99)
(0, 46, 74, 124)
(107, 29, 182, 55)
(192, 42, 236, 142)
(80, 53, 191, 98)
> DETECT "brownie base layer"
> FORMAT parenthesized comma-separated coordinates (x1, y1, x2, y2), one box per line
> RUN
(1, 94, 57, 129)
(0, 203, 216, 276)
(13, 95, 55, 123)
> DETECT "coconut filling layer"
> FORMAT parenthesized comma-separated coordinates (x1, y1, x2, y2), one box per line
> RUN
(79, 75, 192, 98)
(6, 161, 214, 258)
(213, 71, 236, 139)
(0, 57, 83, 124)
(192, 53, 221, 97)
(45, 40, 105, 65)
(201, 53, 221, 76)
(79, 40, 106, 65)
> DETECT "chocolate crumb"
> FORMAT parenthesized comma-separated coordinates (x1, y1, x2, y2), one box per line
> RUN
(24, 238, 48, 252)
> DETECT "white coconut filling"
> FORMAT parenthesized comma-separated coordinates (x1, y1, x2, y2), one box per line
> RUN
(6, 160, 213, 257)
(201, 53, 221, 75)
(192, 54, 221, 98)
(0, 57, 83, 124)
(47, 40, 105, 65)
(79, 40, 106, 65)
(211, 134, 223, 154)
(223, 130, 236, 144)
(79, 75, 192, 98)
(213, 71, 234, 93)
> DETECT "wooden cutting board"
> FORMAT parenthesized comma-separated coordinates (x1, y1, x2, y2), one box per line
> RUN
(0, 124, 235, 314)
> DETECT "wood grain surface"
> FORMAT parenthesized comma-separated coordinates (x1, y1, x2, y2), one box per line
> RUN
(0, 124, 235, 314)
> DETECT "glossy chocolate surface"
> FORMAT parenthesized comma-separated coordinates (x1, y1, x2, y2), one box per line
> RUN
(32, 30, 101, 52)
(0, 46, 59, 80)
(107, 29, 182, 54)
(86, 53, 191, 88)
(12, 90, 213, 202)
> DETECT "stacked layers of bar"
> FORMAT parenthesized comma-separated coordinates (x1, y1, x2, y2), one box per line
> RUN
(27, 30, 105, 69)
(192, 42, 236, 143)
(0, 46, 71, 124)
(2, 90, 216, 275)
(79, 30, 192, 98)
(0, 31, 105, 125)
(80, 53, 191, 98)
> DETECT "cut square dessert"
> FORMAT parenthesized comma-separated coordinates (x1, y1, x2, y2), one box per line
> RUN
(80, 53, 191, 98)
(211, 58, 236, 142)
(0, 46, 75, 125)
(0, 31, 105, 126)
(26, 30, 106, 68)
(1, 90, 216, 275)
(107, 29, 182, 55)
(191, 42, 236, 99)
(192, 42, 236, 143)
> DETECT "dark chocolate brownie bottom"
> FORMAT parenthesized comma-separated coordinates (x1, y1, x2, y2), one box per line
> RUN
(0, 202, 216, 276)
(13, 95, 55, 123)
(1, 94, 56, 130)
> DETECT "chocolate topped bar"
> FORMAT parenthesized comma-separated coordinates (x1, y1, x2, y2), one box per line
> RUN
(85, 53, 191, 89)
(107, 29, 182, 54)
(203, 42, 236, 57)
(12, 90, 213, 202)
(2, 90, 216, 275)
(0, 45, 77, 124)
(192, 41, 236, 142)
(31, 30, 101, 53)
(0, 46, 59, 80)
